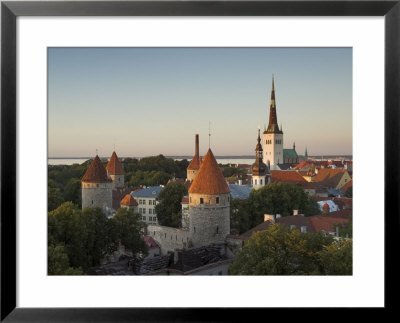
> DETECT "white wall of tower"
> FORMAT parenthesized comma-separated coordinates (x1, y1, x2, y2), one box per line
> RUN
(263, 133, 284, 166)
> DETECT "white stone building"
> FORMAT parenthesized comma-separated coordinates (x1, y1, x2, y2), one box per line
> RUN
(131, 186, 163, 225)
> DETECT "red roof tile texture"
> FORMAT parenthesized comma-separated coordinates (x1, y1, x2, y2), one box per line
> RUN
(106, 151, 124, 175)
(309, 216, 349, 233)
(120, 194, 138, 207)
(270, 170, 314, 189)
(82, 155, 112, 183)
(188, 149, 230, 195)
(313, 168, 348, 188)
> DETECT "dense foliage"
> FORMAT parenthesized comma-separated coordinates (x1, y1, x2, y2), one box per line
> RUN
(230, 182, 320, 235)
(48, 202, 147, 275)
(48, 155, 189, 211)
(155, 182, 188, 228)
(344, 186, 352, 198)
(229, 223, 352, 275)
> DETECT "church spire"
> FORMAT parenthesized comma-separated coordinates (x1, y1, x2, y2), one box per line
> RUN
(265, 75, 282, 134)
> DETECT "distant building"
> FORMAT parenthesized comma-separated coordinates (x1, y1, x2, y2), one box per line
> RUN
(313, 168, 352, 190)
(131, 186, 163, 225)
(120, 193, 138, 212)
(270, 170, 315, 195)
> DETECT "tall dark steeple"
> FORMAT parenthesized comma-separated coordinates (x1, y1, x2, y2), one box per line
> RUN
(265, 75, 283, 134)
(252, 129, 269, 178)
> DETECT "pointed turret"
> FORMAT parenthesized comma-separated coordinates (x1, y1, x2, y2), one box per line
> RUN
(265, 75, 282, 134)
(106, 151, 125, 188)
(82, 155, 111, 183)
(106, 151, 124, 176)
(189, 149, 230, 195)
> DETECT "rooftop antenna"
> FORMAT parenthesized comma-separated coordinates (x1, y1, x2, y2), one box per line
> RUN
(209, 121, 211, 149)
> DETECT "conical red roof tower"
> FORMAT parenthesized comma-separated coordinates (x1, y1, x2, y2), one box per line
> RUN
(106, 151, 124, 175)
(82, 155, 111, 183)
(189, 149, 230, 195)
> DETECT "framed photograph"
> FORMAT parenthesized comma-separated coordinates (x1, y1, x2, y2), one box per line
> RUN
(1, 0, 398, 321)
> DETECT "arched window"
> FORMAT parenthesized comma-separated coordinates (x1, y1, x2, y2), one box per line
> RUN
(200, 198, 204, 204)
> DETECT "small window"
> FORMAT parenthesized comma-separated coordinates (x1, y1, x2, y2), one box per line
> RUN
(216, 226, 219, 234)
(260, 179, 263, 185)
(194, 227, 196, 233)
(96, 184, 99, 188)
(216, 197, 219, 204)
(153, 231, 155, 235)
(143, 209, 146, 214)
(118, 178, 120, 181)
(165, 233, 167, 238)
(149, 209, 153, 214)
(200, 198, 204, 204)
(255, 179, 257, 185)
(139, 200, 142, 205)
(143, 200, 146, 205)
(142, 216, 146, 221)
(139, 208, 142, 213)
(91, 200, 93, 205)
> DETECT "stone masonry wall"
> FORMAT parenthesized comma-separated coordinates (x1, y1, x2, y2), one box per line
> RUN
(188, 203, 230, 248)
(110, 174, 124, 189)
(147, 225, 190, 255)
(82, 182, 113, 209)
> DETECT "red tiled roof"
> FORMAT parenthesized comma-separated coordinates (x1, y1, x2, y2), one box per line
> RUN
(82, 155, 111, 183)
(181, 196, 189, 204)
(187, 155, 201, 170)
(323, 203, 330, 210)
(270, 170, 314, 189)
(241, 220, 274, 238)
(319, 209, 352, 218)
(144, 236, 159, 249)
(106, 151, 124, 175)
(313, 168, 348, 188)
(120, 194, 138, 207)
(188, 149, 230, 195)
(309, 215, 349, 233)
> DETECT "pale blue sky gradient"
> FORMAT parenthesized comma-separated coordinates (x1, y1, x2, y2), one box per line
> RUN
(48, 47, 352, 158)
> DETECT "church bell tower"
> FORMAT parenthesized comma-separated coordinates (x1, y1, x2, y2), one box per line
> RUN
(263, 75, 284, 167)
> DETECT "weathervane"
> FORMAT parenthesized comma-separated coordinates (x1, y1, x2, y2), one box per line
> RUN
(209, 121, 211, 149)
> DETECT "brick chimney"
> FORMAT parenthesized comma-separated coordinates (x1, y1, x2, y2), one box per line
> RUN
(293, 210, 299, 216)
(264, 214, 275, 223)
(195, 134, 199, 158)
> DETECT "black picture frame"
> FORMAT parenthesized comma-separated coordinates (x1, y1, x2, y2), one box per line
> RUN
(1, 0, 398, 321)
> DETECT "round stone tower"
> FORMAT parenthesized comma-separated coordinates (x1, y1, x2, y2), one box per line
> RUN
(252, 129, 270, 189)
(188, 149, 230, 247)
(187, 134, 201, 181)
(81, 155, 113, 210)
(106, 151, 124, 189)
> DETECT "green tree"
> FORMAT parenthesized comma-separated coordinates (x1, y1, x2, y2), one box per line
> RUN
(48, 244, 83, 275)
(155, 182, 188, 228)
(48, 179, 64, 211)
(230, 198, 251, 235)
(64, 178, 82, 207)
(111, 207, 148, 257)
(229, 223, 335, 275)
(81, 207, 118, 267)
(317, 238, 352, 275)
(344, 186, 352, 198)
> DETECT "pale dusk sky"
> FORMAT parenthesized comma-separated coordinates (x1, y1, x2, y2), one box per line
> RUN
(48, 47, 352, 158)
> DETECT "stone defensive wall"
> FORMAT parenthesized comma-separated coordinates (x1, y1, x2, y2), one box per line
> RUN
(147, 224, 190, 255)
